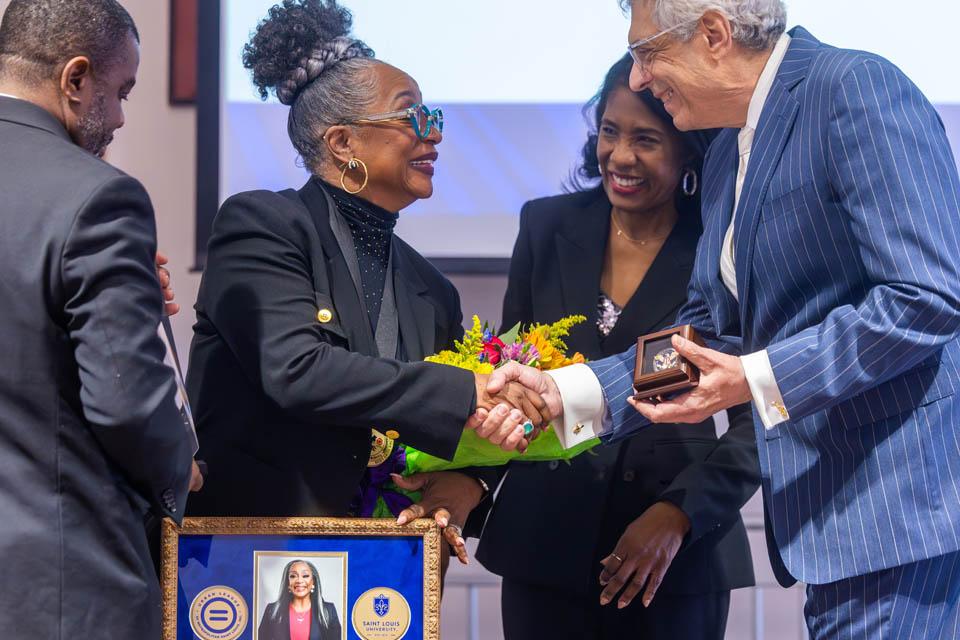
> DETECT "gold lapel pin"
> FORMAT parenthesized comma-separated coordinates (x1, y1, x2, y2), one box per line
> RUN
(317, 308, 333, 323)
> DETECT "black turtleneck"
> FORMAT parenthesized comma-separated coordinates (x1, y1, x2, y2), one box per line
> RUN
(323, 181, 399, 334)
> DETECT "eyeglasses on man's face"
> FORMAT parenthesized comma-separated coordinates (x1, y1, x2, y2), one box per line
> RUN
(628, 18, 699, 77)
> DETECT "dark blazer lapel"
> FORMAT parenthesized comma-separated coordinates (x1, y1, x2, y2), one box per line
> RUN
(734, 28, 818, 312)
(391, 245, 435, 361)
(605, 216, 699, 346)
(555, 190, 609, 355)
(298, 179, 377, 355)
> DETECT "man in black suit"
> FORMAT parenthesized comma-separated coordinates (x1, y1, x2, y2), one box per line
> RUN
(0, 1, 195, 637)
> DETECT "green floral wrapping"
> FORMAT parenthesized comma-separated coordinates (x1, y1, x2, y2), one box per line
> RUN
(403, 426, 600, 474)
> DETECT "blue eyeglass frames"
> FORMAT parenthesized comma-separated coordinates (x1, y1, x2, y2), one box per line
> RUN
(344, 103, 444, 141)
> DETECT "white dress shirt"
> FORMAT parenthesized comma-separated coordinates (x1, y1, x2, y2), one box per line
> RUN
(548, 33, 794, 445)
(725, 33, 792, 430)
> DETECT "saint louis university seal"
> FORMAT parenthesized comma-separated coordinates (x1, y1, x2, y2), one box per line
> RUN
(351, 587, 411, 639)
(189, 586, 249, 640)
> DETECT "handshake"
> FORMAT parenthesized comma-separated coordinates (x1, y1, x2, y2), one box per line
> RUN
(466, 362, 565, 452)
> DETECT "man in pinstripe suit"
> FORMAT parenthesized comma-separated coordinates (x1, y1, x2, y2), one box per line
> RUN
(480, 0, 960, 636)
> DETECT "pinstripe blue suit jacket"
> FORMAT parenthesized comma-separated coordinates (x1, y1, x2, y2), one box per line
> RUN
(590, 27, 960, 586)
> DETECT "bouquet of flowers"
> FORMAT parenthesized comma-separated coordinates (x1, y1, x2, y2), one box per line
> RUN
(357, 315, 601, 517)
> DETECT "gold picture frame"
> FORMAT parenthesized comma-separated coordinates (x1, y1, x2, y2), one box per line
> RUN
(162, 517, 442, 640)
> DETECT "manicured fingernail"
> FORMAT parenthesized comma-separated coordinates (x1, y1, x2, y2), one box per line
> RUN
(396, 516, 407, 525)
(522, 421, 534, 436)
(439, 516, 448, 527)
(600, 596, 610, 606)
(618, 600, 628, 609)
(643, 597, 651, 608)
(497, 404, 508, 415)
(510, 410, 523, 422)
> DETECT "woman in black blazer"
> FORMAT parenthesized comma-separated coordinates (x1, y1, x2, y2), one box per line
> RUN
(185, 0, 537, 558)
(257, 560, 341, 640)
(475, 56, 761, 639)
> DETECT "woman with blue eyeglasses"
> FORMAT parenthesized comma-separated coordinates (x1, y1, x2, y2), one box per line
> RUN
(185, 0, 540, 571)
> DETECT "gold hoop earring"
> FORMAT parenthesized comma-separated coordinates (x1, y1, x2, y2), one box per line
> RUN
(340, 157, 369, 195)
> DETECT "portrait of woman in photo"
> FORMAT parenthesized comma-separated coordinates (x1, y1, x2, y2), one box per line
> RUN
(258, 559, 342, 640)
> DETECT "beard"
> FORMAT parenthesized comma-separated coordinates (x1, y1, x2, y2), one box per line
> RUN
(76, 92, 114, 158)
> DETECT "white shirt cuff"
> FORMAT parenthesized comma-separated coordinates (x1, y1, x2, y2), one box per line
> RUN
(741, 349, 790, 429)
(544, 364, 605, 448)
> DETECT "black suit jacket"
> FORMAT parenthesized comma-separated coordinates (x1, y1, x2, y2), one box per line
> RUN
(0, 97, 194, 636)
(186, 178, 479, 517)
(258, 600, 341, 640)
(476, 189, 761, 595)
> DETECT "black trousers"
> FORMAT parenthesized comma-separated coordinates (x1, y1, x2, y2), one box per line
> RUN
(501, 577, 730, 640)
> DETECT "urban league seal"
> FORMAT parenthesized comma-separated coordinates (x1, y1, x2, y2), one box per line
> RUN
(189, 586, 249, 640)
(351, 587, 411, 640)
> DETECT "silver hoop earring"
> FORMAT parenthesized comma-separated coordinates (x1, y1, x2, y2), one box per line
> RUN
(682, 169, 698, 197)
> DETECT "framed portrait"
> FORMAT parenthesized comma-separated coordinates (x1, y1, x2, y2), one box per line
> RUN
(161, 517, 441, 640)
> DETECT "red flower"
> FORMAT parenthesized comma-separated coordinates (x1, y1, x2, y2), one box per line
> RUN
(481, 336, 505, 365)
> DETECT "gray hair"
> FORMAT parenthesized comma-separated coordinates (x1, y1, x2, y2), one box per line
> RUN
(284, 45, 380, 171)
(242, 0, 381, 171)
(626, 0, 787, 50)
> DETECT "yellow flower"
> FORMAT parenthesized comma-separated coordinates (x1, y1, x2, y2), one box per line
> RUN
(425, 350, 494, 374)
(525, 329, 561, 370)
(560, 352, 586, 367)
(520, 315, 586, 356)
(454, 315, 486, 359)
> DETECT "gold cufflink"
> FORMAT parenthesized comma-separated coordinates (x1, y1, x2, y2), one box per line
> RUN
(317, 308, 333, 323)
(771, 401, 789, 419)
(573, 423, 583, 434)
(385, 430, 399, 440)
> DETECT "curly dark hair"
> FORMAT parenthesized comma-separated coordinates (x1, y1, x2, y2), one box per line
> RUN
(0, 0, 138, 83)
(243, 0, 372, 105)
(242, 0, 378, 170)
(568, 53, 715, 218)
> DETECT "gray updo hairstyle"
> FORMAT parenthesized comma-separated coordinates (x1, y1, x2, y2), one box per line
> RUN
(621, 0, 787, 51)
(275, 36, 371, 106)
(243, 0, 380, 170)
